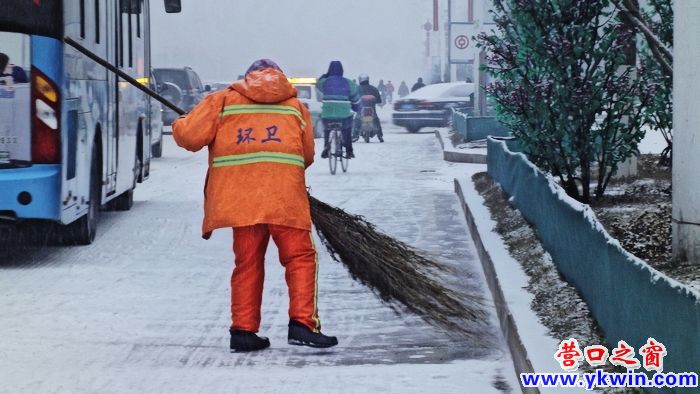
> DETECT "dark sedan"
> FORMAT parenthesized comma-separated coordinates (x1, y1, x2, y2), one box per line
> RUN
(392, 82, 474, 133)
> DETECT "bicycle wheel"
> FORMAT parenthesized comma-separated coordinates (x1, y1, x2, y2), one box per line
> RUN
(339, 131, 349, 173)
(328, 129, 338, 175)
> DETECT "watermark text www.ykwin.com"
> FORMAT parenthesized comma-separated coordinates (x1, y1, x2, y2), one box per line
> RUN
(520, 337, 698, 390)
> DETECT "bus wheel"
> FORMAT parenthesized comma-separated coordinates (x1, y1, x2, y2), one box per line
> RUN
(111, 189, 133, 211)
(151, 133, 163, 158)
(136, 122, 147, 182)
(65, 145, 100, 245)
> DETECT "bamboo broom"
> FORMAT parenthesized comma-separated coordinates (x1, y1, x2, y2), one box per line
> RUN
(310, 197, 488, 338)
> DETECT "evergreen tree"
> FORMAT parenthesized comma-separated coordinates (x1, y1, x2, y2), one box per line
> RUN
(477, 0, 654, 202)
(637, 0, 673, 166)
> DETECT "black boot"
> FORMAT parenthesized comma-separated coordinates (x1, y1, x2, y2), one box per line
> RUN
(230, 329, 270, 353)
(321, 144, 330, 159)
(378, 135, 384, 143)
(288, 320, 338, 348)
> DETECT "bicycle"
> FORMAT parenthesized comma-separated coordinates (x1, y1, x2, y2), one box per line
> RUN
(326, 121, 349, 175)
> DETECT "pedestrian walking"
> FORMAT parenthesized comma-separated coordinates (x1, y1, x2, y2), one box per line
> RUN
(377, 79, 387, 107)
(385, 80, 395, 104)
(172, 59, 338, 352)
(411, 77, 426, 92)
(398, 81, 409, 98)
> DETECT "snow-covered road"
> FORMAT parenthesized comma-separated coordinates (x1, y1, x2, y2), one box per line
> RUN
(0, 122, 517, 393)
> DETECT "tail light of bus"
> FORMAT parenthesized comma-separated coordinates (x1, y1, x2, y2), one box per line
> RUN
(31, 67, 61, 164)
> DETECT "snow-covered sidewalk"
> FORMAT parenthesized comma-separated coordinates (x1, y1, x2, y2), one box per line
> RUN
(0, 124, 517, 393)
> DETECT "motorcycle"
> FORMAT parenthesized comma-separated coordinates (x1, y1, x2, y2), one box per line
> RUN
(354, 95, 379, 143)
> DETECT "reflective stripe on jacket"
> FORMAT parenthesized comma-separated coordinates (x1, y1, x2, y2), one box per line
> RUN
(172, 68, 315, 239)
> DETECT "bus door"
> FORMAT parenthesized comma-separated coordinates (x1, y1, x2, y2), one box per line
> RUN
(115, 0, 141, 193)
(103, 0, 118, 196)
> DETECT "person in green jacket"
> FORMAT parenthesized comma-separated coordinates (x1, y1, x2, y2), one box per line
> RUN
(317, 60, 360, 158)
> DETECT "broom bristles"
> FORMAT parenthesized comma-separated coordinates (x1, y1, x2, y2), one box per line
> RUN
(309, 196, 488, 339)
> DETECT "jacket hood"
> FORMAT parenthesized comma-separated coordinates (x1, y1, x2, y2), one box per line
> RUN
(245, 58, 282, 75)
(327, 61, 344, 77)
(232, 68, 297, 103)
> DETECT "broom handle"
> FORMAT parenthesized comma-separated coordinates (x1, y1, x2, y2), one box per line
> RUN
(64, 36, 186, 116)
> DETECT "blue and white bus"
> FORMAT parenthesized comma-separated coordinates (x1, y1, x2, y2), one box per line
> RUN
(0, 0, 181, 244)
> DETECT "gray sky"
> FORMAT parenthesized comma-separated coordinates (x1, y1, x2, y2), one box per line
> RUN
(150, 0, 432, 86)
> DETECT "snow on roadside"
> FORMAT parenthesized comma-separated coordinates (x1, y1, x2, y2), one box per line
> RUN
(450, 163, 590, 394)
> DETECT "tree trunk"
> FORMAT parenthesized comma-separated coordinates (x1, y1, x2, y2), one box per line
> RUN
(562, 177, 581, 202)
(581, 160, 591, 204)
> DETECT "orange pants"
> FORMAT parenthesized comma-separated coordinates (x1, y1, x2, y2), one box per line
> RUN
(231, 224, 320, 333)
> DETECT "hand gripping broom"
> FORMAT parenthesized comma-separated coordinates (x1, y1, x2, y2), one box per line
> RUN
(65, 37, 488, 338)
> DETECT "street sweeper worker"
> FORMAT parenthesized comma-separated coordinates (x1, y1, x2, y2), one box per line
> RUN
(172, 59, 338, 352)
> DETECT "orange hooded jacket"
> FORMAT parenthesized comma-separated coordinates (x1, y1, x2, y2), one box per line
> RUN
(172, 68, 315, 239)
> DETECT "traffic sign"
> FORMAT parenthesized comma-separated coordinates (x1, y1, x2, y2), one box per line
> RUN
(455, 35, 469, 50)
(449, 23, 477, 63)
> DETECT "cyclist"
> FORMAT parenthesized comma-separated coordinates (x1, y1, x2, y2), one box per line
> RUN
(354, 73, 383, 142)
(317, 60, 360, 159)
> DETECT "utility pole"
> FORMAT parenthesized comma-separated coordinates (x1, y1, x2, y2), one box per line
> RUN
(672, 0, 700, 264)
(444, 7, 450, 82)
(448, 0, 453, 82)
(434, 0, 442, 83)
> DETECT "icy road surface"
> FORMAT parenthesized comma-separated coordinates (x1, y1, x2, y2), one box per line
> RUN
(0, 121, 517, 393)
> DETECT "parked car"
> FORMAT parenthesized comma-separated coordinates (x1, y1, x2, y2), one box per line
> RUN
(152, 67, 205, 125)
(289, 77, 323, 138)
(392, 82, 474, 133)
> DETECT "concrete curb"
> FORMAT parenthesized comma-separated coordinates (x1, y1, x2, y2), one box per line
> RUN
(454, 178, 538, 394)
(434, 130, 487, 164)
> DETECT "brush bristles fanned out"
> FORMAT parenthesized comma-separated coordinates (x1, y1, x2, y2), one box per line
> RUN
(309, 195, 488, 339)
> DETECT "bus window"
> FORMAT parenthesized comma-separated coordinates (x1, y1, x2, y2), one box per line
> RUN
(0, 1, 63, 38)
(0, 32, 32, 165)
(80, 0, 86, 39)
(120, 0, 142, 14)
(137, 0, 142, 38)
(165, 0, 182, 13)
(128, 12, 133, 67)
(95, 0, 100, 44)
(118, 8, 123, 66)
(117, 0, 143, 68)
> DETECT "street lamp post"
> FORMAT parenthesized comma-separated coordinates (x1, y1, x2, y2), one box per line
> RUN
(423, 20, 432, 59)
